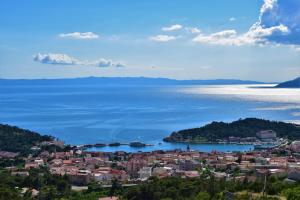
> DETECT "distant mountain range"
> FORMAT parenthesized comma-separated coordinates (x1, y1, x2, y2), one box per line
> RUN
(0, 77, 266, 86)
(275, 77, 300, 88)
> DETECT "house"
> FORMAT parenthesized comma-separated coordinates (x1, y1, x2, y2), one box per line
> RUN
(11, 171, 29, 177)
(99, 197, 118, 200)
(179, 160, 200, 171)
(126, 158, 147, 178)
(138, 167, 152, 180)
(184, 171, 200, 178)
(256, 130, 277, 142)
(213, 172, 227, 179)
(152, 167, 172, 178)
(21, 188, 39, 197)
(69, 171, 92, 185)
(287, 168, 300, 181)
(34, 159, 44, 165)
(63, 159, 73, 165)
(256, 169, 269, 180)
(25, 162, 40, 169)
(50, 159, 63, 167)
(291, 141, 300, 152)
(110, 169, 129, 182)
(269, 169, 286, 178)
(93, 171, 113, 183)
(0, 151, 19, 158)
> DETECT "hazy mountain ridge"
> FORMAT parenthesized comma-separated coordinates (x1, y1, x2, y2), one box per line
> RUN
(0, 77, 265, 86)
(275, 77, 300, 88)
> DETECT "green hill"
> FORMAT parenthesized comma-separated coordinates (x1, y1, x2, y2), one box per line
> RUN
(163, 118, 300, 143)
(0, 124, 52, 153)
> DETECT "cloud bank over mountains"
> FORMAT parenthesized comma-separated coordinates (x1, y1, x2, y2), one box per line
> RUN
(34, 53, 125, 68)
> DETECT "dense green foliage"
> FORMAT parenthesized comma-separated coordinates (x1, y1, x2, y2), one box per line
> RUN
(122, 176, 299, 200)
(0, 157, 25, 168)
(0, 167, 71, 200)
(0, 124, 52, 154)
(283, 186, 300, 200)
(0, 168, 299, 199)
(0, 169, 113, 200)
(164, 118, 300, 142)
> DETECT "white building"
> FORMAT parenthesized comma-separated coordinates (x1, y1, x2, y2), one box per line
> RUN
(138, 167, 152, 180)
(291, 141, 300, 152)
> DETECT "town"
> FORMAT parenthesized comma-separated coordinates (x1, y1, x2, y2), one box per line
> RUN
(2, 129, 300, 199)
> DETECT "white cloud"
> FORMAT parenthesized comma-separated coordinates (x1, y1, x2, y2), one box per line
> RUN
(149, 35, 177, 42)
(192, 0, 295, 46)
(162, 24, 183, 31)
(34, 53, 79, 65)
(289, 45, 300, 53)
(185, 27, 201, 34)
(260, 0, 277, 14)
(193, 30, 238, 45)
(229, 17, 236, 21)
(257, 0, 300, 45)
(294, 47, 300, 52)
(34, 53, 125, 68)
(193, 23, 288, 46)
(89, 59, 125, 68)
(59, 32, 99, 39)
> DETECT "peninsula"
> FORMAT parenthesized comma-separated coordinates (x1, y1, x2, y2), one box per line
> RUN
(163, 118, 300, 143)
(275, 77, 300, 88)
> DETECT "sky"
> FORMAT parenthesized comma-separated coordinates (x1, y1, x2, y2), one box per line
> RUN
(0, 0, 299, 81)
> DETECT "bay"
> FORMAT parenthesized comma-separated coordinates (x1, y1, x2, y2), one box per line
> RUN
(0, 83, 299, 152)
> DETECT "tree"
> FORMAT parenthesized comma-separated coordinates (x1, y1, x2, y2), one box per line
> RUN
(283, 186, 300, 200)
(109, 179, 121, 197)
(196, 191, 210, 200)
(87, 181, 102, 193)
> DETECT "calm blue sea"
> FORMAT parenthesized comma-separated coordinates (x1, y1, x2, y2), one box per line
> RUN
(0, 83, 299, 152)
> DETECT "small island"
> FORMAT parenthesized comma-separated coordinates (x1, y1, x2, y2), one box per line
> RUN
(81, 141, 150, 149)
(129, 142, 146, 147)
(163, 118, 300, 143)
(108, 142, 121, 147)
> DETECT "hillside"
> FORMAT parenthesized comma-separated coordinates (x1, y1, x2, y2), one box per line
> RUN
(0, 124, 52, 153)
(163, 118, 300, 143)
(275, 77, 300, 88)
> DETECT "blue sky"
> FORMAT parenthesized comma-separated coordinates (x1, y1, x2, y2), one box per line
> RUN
(0, 0, 299, 81)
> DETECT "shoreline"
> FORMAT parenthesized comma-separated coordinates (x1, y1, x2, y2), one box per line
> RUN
(81, 141, 254, 153)
(80, 141, 254, 149)
(80, 142, 154, 150)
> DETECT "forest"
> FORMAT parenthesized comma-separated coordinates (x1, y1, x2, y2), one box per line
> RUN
(0, 124, 52, 154)
(164, 118, 300, 143)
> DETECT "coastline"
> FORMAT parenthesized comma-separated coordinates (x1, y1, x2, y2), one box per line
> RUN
(82, 141, 254, 153)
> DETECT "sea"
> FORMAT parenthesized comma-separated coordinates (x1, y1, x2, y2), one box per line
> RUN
(0, 83, 299, 153)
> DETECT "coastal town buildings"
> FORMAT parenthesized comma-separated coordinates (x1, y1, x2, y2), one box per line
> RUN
(4, 129, 300, 189)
